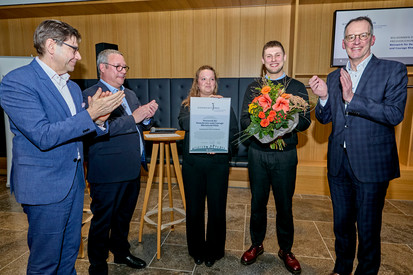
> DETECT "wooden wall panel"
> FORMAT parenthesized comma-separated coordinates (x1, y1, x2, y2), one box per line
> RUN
(148, 12, 171, 78)
(2, 18, 39, 57)
(216, 8, 240, 77)
(295, 3, 335, 76)
(264, 5, 292, 74)
(239, 6, 266, 77)
(0, 1, 411, 171)
(193, 9, 217, 72)
(296, 0, 413, 77)
(171, 10, 194, 78)
(123, 13, 150, 78)
(398, 89, 413, 166)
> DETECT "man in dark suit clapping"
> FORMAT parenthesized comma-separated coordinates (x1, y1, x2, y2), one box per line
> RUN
(83, 49, 158, 275)
(309, 16, 408, 275)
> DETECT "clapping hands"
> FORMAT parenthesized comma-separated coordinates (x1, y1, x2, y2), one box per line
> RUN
(132, 100, 158, 123)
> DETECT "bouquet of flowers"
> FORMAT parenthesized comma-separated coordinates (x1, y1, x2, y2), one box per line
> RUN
(242, 78, 309, 150)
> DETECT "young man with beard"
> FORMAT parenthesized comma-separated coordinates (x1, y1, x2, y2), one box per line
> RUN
(240, 40, 311, 274)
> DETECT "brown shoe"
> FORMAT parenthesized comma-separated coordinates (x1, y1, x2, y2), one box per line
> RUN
(240, 244, 264, 265)
(278, 249, 301, 274)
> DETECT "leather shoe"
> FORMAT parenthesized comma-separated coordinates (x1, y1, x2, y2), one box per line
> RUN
(205, 259, 215, 267)
(194, 257, 203, 265)
(114, 254, 146, 269)
(240, 244, 264, 265)
(278, 249, 301, 274)
(89, 263, 108, 275)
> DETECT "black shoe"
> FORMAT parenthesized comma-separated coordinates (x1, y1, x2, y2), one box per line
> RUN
(194, 257, 203, 265)
(89, 263, 108, 275)
(205, 259, 215, 267)
(114, 254, 146, 269)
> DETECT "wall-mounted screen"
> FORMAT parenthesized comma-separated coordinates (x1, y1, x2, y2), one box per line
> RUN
(331, 7, 413, 67)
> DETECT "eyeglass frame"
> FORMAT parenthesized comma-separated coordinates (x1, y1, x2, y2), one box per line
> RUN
(103, 63, 130, 72)
(54, 39, 79, 54)
(344, 32, 371, 42)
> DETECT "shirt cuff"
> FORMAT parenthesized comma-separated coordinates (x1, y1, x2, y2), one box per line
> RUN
(319, 95, 329, 107)
(143, 118, 151, 125)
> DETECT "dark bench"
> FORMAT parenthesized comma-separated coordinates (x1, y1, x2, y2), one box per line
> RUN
(73, 78, 256, 167)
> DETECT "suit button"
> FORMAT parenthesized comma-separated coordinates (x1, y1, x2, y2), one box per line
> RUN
(344, 125, 348, 128)
(73, 158, 77, 162)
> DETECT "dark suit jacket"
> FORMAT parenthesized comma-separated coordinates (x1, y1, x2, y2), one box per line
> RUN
(316, 55, 408, 183)
(83, 81, 150, 183)
(0, 59, 103, 205)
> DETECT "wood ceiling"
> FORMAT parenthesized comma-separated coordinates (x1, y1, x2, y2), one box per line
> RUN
(0, 0, 294, 19)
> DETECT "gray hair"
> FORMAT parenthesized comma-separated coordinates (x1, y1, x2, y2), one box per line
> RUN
(97, 49, 123, 73)
(344, 16, 374, 37)
(33, 19, 81, 56)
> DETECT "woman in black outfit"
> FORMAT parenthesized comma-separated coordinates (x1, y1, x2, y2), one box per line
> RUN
(178, 65, 238, 267)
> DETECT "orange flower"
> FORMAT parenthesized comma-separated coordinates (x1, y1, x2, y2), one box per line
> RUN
(260, 118, 270, 127)
(261, 86, 271, 94)
(267, 110, 276, 122)
(252, 96, 259, 103)
(272, 97, 290, 113)
(258, 111, 266, 119)
(258, 93, 272, 112)
(281, 93, 291, 99)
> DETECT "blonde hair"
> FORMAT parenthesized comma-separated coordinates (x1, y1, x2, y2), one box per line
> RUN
(181, 65, 218, 108)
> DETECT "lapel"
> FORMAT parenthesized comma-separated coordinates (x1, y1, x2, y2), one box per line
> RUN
(68, 81, 82, 114)
(333, 67, 346, 115)
(98, 81, 127, 116)
(353, 55, 379, 97)
(31, 60, 72, 118)
(124, 89, 138, 111)
(344, 56, 379, 123)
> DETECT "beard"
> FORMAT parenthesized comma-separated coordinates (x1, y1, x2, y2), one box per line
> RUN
(265, 64, 284, 76)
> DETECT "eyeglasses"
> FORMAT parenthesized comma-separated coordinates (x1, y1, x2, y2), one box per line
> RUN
(103, 63, 130, 72)
(345, 32, 371, 42)
(55, 40, 79, 54)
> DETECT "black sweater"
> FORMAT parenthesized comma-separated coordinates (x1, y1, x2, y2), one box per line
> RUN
(240, 76, 311, 152)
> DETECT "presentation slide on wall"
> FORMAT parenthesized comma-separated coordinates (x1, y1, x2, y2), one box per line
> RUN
(332, 8, 413, 66)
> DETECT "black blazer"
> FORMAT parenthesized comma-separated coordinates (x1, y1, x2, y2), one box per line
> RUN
(83, 81, 151, 183)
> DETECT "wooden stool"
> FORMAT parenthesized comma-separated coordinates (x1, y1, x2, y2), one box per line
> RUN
(138, 130, 186, 259)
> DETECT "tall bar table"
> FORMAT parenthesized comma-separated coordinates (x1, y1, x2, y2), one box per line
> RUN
(138, 130, 186, 259)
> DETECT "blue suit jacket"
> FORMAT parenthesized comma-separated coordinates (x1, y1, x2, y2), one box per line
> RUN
(83, 81, 150, 183)
(0, 59, 104, 204)
(316, 55, 407, 183)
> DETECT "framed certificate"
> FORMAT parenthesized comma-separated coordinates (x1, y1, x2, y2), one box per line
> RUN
(189, 97, 231, 153)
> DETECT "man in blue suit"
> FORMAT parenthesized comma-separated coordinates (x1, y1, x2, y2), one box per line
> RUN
(0, 20, 125, 274)
(83, 49, 158, 275)
(309, 16, 407, 275)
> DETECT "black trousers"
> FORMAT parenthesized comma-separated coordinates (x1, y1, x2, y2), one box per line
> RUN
(329, 149, 388, 275)
(248, 146, 297, 252)
(182, 157, 229, 261)
(88, 178, 140, 269)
